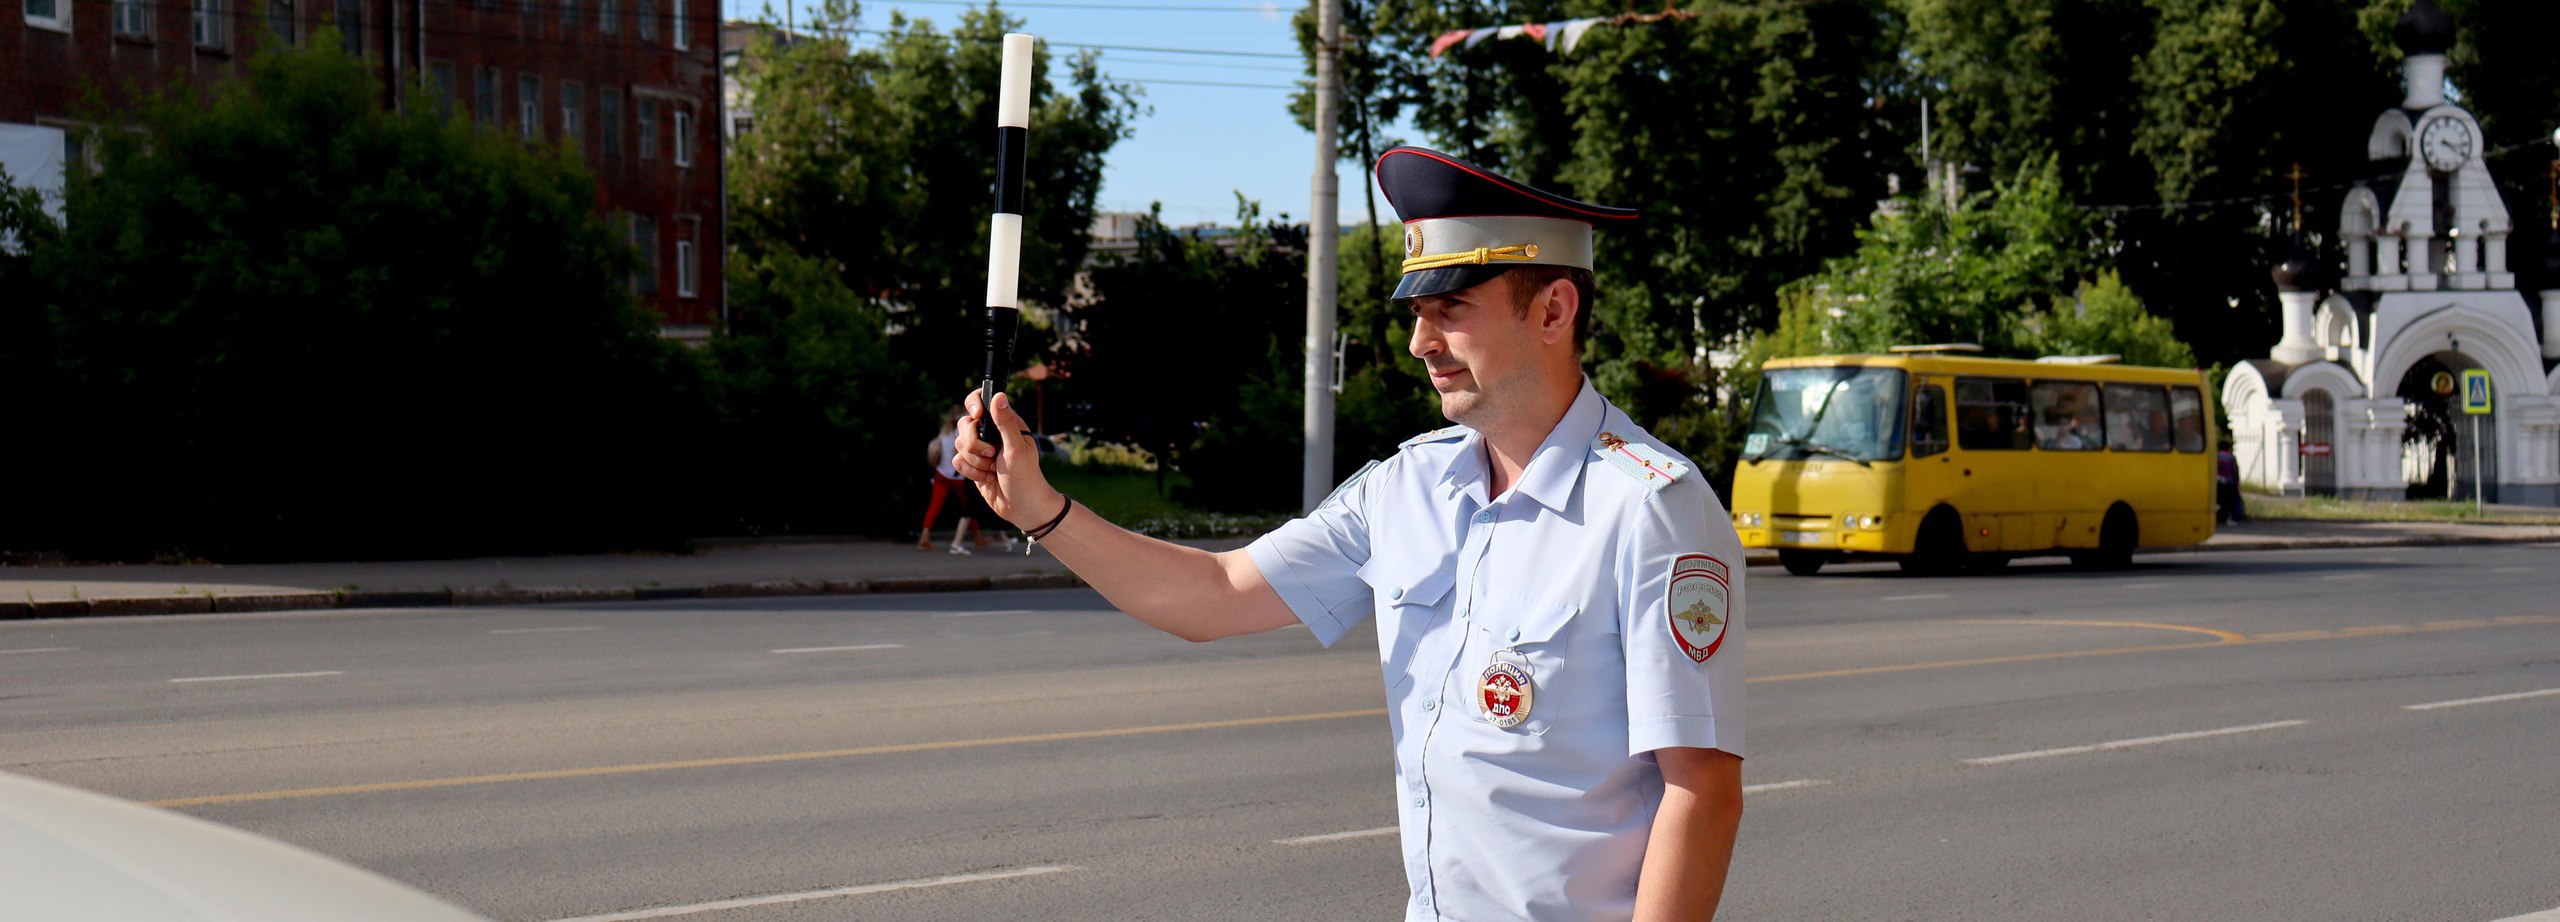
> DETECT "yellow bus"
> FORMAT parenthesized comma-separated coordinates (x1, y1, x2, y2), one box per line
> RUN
(1729, 348, 2218, 575)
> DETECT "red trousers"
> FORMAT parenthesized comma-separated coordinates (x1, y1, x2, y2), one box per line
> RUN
(920, 474, 976, 538)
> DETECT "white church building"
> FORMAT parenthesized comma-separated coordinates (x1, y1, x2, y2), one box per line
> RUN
(2224, 0, 2560, 506)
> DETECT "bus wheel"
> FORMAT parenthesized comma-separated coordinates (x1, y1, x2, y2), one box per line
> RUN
(1778, 550, 1827, 576)
(2071, 505, 2137, 570)
(1900, 508, 1966, 575)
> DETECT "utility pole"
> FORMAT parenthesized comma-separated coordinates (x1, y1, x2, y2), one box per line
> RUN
(1301, 0, 1341, 513)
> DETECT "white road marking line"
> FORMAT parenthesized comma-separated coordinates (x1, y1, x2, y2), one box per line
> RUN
(769, 644, 905, 654)
(2404, 688, 2560, 712)
(1743, 779, 1830, 795)
(938, 609, 1035, 618)
(1881, 593, 1949, 602)
(169, 671, 344, 684)
(0, 647, 75, 655)
(542, 866, 1073, 922)
(2318, 573, 2374, 581)
(2486, 907, 2560, 922)
(489, 626, 605, 635)
(1964, 720, 2309, 766)
(1275, 826, 1397, 845)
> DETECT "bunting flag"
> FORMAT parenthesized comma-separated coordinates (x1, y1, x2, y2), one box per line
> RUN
(1425, 9, 1692, 59)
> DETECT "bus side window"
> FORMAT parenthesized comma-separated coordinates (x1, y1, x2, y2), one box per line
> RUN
(1955, 378, 2031, 450)
(2104, 383, 2172, 452)
(1912, 384, 1949, 457)
(2030, 380, 2105, 451)
(2169, 387, 2207, 453)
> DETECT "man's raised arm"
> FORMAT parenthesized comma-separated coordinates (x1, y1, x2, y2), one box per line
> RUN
(950, 390, 1301, 642)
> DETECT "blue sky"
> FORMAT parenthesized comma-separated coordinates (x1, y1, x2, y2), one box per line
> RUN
(719, 0, 1397, 227)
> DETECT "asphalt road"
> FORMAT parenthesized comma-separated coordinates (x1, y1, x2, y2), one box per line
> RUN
(5, 543, 2558, 921)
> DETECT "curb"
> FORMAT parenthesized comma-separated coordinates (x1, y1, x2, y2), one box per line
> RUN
(4, 531, 2550, 622)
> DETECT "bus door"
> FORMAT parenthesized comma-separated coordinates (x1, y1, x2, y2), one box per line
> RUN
(1950, 377, 2035, 553)
(1906, 374, 1957, 535)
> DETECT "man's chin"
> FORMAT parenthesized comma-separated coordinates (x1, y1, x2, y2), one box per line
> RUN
(1438, 392, 1482, 425)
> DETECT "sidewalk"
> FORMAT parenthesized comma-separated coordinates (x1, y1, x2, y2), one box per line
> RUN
(4, 520, 2555, 620)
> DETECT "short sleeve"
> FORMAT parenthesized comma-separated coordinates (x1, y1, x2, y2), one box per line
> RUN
(1245, 460, 1382, 648)
(1618, 478, 1747, 759)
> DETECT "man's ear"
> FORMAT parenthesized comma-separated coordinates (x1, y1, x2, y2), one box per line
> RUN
(1539, 277, 1579, 346)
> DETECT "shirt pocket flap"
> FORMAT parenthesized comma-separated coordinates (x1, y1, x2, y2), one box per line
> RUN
(1358, 558, 1455, 608)
(1505, 600, 1581, 645)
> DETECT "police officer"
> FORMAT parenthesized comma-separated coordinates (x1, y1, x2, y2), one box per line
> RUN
(953, 146, 1745, 920)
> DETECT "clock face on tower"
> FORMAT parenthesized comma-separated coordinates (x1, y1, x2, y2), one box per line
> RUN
(2420, 117, 2474, 173)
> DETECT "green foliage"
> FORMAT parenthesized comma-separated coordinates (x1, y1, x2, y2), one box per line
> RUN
(2024, 271, 2198, 369)
(713, 3, 1143, 532)
(725, 1, 1139, 393)
(0, 42, 692, 560)
(1780, 159, 2097, 356)
(1065, 201, 1309, 513)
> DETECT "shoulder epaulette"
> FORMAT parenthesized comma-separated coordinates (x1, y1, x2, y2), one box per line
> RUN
(1399, 426, 1470, 449)
(1592, 430, 1688, 493)
(1320, 459, 1382, 510)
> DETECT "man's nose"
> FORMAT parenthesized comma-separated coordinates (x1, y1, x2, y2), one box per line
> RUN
(1408, 314, 1442, 359)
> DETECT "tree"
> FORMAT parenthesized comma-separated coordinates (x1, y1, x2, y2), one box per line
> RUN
(1, 42, 691, 560)
(1064, 201, 1310, 512)
(719, 2, 1139, 533)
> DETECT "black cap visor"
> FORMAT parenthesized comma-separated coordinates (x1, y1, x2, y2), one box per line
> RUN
(1392, 264, 1515, 302)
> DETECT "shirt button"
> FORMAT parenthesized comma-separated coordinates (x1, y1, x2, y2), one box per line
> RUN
(1422, 698, 1437, 711)
(1472, 510, 1493, 525)
(1413, 795, 1426, 808)
(1390, 587, 1404, 600)
(1419, 894, 1432, 907)
(1508, 627, 1522, 642)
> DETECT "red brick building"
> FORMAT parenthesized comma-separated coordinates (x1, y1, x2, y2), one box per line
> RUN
(3, 0, 722, 333)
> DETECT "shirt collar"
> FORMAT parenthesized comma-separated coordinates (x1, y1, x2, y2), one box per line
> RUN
(1438, 378, 1605, 513)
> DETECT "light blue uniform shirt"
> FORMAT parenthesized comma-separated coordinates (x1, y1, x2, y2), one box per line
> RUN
(1248, 379, 1747, 921)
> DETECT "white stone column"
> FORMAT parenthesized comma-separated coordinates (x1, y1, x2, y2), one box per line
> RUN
(2366, 397, 2410, 499)
(2543, 290, 2560, 360)
(2272, 290, 2323, 364)
(2376, 235, 2408, 291)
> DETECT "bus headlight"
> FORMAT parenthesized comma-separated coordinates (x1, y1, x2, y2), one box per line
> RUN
(1843, 515, 1885, 530)
(1737, 512, 1763, 527)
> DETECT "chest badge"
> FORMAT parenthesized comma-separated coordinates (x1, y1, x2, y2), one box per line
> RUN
(1478, 661, 1535, 728)
(1667, 553, 1731, 663)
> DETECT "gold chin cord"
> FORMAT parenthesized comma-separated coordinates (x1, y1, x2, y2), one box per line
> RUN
(1401, 243, 1541, 273)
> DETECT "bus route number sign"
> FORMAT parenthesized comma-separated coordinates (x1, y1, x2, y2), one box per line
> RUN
(2463, 369, 2493, 415)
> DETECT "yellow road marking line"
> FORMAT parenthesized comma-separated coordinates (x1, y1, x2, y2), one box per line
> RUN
(1951, 619, 2251, 644)
(144, 708, 1387, 808)
(144, 614, 2560, 808)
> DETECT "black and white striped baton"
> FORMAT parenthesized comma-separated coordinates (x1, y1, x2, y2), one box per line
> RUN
(976, 32, 1036, 451)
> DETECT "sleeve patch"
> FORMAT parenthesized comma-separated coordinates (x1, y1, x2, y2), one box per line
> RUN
(1665, 553, 1729, 663)
(1399, 426, 1470, 449)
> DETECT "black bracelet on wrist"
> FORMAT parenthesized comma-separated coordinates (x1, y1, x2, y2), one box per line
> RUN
(1023, 496, 1074, 553)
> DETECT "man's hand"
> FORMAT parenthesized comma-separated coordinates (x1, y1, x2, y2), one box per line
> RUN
(953, 390, 1064, 530)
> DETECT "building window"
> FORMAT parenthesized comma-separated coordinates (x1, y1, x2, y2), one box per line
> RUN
(335, 0, 358, 53)
(476, 67, 500, 127)
(518, 76, 540, 141)
(670, 0, 686, 49)
(600, 90, 622, 159)
(112, 0, 151, 37)
(561, 82, 583, 144)
(428, 61, 457, 117)
(672, 107, 692, 167)
(267, 0, 295, 44)
(26, 0, 67, 30)
(598, 0, 615, 34)
(631, 214, 659, 296)
(636, 0, 653, 40)
(560, 0, 576, 30)
(636, 98, 657, 161)
(676, 227, 696, 297)
(194, 0, 227, 48)
(519, 0, 533, 22)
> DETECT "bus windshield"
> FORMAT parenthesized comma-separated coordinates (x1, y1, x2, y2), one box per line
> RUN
(1744, 366, 1908, 462)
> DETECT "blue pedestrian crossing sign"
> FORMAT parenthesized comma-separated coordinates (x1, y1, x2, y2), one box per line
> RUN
(2462, 369, 2493, 415)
